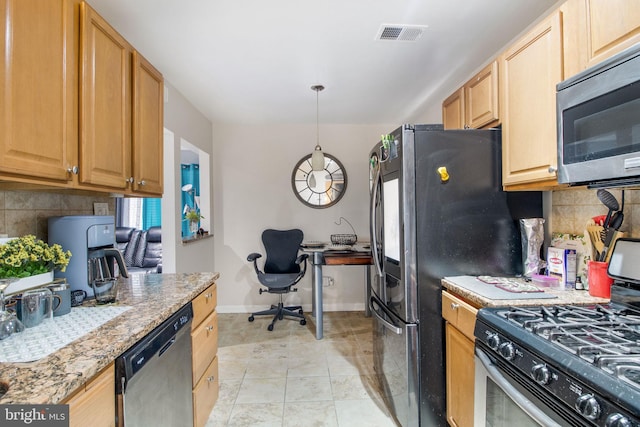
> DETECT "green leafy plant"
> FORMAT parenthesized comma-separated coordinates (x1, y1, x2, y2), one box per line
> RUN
(0, 235, 71, 278)
(184, 210, 204, 222)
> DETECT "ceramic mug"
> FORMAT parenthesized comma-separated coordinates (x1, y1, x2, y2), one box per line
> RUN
(48, 283, 71, 316)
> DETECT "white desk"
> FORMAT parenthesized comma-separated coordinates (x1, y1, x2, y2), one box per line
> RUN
(303, 245, 372, 339)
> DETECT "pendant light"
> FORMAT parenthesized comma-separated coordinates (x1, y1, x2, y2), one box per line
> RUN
(311, 84, 325, 171)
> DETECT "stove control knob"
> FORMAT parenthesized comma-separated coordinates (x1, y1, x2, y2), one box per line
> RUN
(606, 413, 632, 427)
(575, 394, 600, 421)
(531, 364, 551, 385)
(486, 333, 500, 351)
(498, 342, 515, 360)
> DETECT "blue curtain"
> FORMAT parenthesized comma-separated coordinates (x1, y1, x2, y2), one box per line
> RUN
(181, 164, 200, 237)
(142, 198, 162, 230)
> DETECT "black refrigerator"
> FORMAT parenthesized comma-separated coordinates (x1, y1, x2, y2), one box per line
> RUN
(368, 124, 541, 426)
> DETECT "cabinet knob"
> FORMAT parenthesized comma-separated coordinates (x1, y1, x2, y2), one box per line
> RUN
(548, 166, 557, 174)
(137, 180, 146, 186)
(127, 177, 134, 184)
(206, 325, 214, 332)
(450, 303, 459, 310)
(205, 292, 213, 300)
(67, 166, 79, 175)
(207, 375, 215, 382)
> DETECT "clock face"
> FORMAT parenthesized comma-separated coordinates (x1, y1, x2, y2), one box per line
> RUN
(291, 153, 347, 208)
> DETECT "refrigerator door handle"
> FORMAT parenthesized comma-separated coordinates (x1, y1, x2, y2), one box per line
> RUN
(369, 162, 384, 278)
(370, 296, 403, 335)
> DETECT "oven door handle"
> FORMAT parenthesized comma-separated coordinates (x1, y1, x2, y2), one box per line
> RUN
(370, 296, 403, 335)
(476, 348, 563, 427)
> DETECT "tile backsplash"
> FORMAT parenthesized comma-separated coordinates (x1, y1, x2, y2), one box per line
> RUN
(0, 191, 115, 240)
(551, 188, 640, 238)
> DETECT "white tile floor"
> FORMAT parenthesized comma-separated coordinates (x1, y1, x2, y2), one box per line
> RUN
(206, 311, 398, 427)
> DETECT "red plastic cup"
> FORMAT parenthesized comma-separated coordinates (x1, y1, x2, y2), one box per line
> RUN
(587, 261, 613, 298)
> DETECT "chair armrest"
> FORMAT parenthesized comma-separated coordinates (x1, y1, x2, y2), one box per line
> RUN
(295, 253, 309, 265)
(247, 252, 262, 262)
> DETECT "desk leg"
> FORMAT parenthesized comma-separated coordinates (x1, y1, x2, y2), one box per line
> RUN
(364, 265, 371, 317)
(312, 251, 323, 340)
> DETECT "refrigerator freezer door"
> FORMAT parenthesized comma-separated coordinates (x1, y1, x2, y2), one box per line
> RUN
(372, 293, 419, 427)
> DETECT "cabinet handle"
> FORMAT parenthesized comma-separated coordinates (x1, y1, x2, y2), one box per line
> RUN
(137, 180, 146, 186)
(127, 177, 134, 184)
(205, 292, 213, 300)
(450, 303, 459, 310)
(207, 375, 215, 382)
(206, 325, 214, 332)
(67, 166, 79, 174)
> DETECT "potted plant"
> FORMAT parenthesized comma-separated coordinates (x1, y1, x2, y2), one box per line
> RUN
(184, 210, 204, 234)
(0, 235, 71, 282)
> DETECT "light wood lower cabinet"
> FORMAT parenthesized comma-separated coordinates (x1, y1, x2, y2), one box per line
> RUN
(442, 291, 478, 427)
(64, 362, 115, 427)
(191, 283, 219, 427)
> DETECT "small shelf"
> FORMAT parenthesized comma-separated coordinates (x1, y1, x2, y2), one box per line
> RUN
(182, 233, 213, 245)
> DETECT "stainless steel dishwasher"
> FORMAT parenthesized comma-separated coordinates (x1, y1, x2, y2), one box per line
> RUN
(116, 303, 193, 427)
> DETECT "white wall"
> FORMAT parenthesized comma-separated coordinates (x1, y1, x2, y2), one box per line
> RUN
(212, 123, 392, 313)
(163, 82, 215, 273)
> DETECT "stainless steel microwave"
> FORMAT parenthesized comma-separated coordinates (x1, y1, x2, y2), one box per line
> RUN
(557, 43, 640, 188)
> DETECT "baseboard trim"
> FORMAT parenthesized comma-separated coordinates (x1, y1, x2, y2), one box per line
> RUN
(216, 302, 365, 314)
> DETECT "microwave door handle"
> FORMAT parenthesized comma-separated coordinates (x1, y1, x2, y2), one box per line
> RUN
(369, 163, 384, 278)
(370, 296, 403, 335)
(476, 348, 562, 427)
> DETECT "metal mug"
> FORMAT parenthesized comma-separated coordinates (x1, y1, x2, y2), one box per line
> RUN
(21, 288, 58, 328)
(48, 283, 71, 316)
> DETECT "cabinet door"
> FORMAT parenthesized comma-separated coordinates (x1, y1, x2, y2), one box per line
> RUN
(193, 356, 219, 427)
(65, 363, 115, 427)
(445, 323, 475, 427)
(442, 88, 464, 130)
(585, 0, 640, 67)
(132, 51, 163, 196)
(191, 310, 218, 385)
(79, 3, 131, 190)
(465, 61, 499, 129)
(501, 11, 562, 187)
(0, 0, 78, 182)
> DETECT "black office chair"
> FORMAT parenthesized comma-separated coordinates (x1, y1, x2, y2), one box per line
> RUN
(247, 229, 308, 331)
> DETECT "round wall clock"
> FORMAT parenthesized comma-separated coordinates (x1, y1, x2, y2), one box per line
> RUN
(291, 153, 347, 208)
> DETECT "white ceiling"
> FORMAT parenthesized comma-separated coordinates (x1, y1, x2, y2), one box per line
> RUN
(86, 0, 559, 125)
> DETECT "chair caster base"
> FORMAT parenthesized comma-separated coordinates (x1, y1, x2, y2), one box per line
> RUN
(248, 315, 255, 322)
(267, 324, 274, 331)
(300, 319, 306, 325)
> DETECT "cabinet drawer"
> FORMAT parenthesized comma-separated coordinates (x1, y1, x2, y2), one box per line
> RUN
(442, 291, 477, 340)
(64, 362, 115, 427)
(193, 356, 219, 427)
(192, 283, 217, 328)
(191, 310, 218, 384)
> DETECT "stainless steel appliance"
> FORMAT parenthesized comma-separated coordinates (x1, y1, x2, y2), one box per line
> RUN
(368, 125, 542, 426)
(557, 43, 640, 188)
(48, 216, 128, 298)
(116, 303, 194, 427)
(474, 238, 640, 427)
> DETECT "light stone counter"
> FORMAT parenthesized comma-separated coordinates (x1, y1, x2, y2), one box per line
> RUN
(0, 272, 219, 404)
(442, 277, 610, 308)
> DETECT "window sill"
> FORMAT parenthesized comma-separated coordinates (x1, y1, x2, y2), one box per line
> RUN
(181, 233, 213, 245)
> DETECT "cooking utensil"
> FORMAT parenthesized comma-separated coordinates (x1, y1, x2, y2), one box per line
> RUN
(587, 225, 605, 260)
(599, 211, 624, 261)
(597, 189, 619, 229)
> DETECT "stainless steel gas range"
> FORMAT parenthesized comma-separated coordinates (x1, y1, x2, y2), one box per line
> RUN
(474, 238, 640, 427)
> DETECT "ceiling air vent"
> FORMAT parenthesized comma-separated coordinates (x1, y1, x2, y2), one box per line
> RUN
(376, 24, 427, 41)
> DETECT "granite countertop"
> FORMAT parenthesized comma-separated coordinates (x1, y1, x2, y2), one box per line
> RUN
(0, 272, 219, 405)
(442, 276, 610, 308)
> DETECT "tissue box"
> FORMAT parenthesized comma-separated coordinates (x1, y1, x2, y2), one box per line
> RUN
(547, 247, 577, 288)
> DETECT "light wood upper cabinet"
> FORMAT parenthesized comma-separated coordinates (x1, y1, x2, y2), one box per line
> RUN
(465, 61, 499, 129)
(500, 11, 563, 188)
(79, 2, 132, 191)
(442, 88, 464, 130)
(442, 61, 498, 130)
(132, 52, 164, 196)
(584, 0, 640, 67)
(0, 0, 79, 183)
